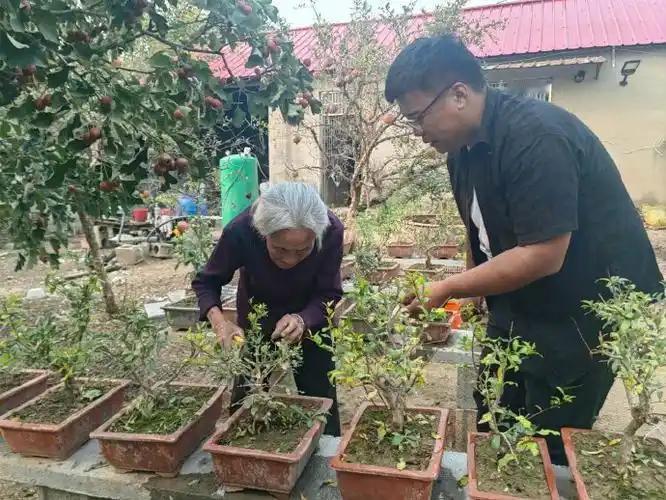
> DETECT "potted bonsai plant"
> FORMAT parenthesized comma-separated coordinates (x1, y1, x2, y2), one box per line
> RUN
(466, 323, 565, 499)
(354, 242, 400, 285)
(163, 217, 235, 330)
(0, 295, 49, 416)
(315, 282, 448, 500)
(0, 276, 128, 459)
(203, 302, 332, 496)
(562, 277, 666, 499)
(90, 303, 226, 476)
(427, 211, 463, 260)
(405, 272, 454, 345)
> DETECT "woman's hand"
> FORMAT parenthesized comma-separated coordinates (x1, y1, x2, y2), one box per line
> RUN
(207, 307, 244, 349)
(271, 314, 306, 344)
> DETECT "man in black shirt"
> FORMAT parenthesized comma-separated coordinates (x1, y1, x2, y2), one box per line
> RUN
(385, 35, 663, 464)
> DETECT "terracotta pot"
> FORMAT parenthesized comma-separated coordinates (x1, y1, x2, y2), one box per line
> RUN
(0, 378, 129, 460)
(331, 403, 448, 500)
(421, 320, 452, 345)
(406, 264, 445, 280)
(561, 427, 592, 500)
(91, 383, 226, 476)
(204, 394, 333, 495)
(341, 260, 355, 281)
(0, 370, 50, 417)
(367, 262, 401, 284)
(387, 242, 415, 259)
(467, 432, 559, 500)
(405, 214, 438, 229)
(429, 244, 458, 260)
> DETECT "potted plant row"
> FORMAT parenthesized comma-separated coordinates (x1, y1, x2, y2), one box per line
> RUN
(0, 276, 128, 460)
(90, 304, 225, 476)
(563, 278, 666, 499)
(0, 295, 49, 416)
(354, 243, 400, 285)
(202, 302, 333, 496)
(315, 278, 448, 500)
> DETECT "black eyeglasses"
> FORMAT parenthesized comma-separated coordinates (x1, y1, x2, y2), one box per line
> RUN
(403, 82, 456, 130)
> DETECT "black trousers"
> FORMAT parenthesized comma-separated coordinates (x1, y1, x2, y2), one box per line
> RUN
(474, 326, 615, 465)
(230, 336, 341, 436)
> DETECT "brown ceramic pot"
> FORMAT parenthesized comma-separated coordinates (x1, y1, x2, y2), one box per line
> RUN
(387, 242, 416, 259)
(0, 370, 50, 417)
(367, 262, 401, 284)
(467, 432, 559, 500)
(0, 378, 129, 460)
(204, 394, 333, 496)
(331, 402, 448, 500)
(429, 244, 459, 260)
(561, 427, 591, 500)
(421, 320, 452, 345)
(91, 383, 226, 476)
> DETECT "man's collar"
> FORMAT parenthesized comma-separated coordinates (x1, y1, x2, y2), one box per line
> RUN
(469, 86, 498, 148)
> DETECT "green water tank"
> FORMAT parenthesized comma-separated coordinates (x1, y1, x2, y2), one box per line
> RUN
(219, 153, 259, 227)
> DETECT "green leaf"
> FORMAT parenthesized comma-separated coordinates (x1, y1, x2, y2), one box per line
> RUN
(231, 107, 246, 128)
(6, 33, 29, 49)
(34, 12, 59, 43)
(396, 459, 406, 470)
(490, 434, 501, 449)
(47, 67, 70, 88)
(149, 52, 172, 68)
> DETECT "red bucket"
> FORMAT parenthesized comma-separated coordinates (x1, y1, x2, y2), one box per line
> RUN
(132, 207, 149, 223)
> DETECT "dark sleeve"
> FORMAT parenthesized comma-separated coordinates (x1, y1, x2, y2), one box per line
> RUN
(298, 225, 344, 330)
(504, 134, 579, 245)
(192, 227, 243, 320)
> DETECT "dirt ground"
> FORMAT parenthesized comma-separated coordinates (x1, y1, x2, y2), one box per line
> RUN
(0, 231, 665, 498)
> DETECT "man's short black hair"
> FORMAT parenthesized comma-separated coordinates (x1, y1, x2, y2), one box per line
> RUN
(385, 35, 486, 102)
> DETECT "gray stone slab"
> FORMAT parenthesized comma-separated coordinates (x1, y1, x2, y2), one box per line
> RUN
(144, 300, 169, 319)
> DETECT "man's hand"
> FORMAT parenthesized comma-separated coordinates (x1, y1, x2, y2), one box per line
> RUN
(271, 314, 306, 344)
(403, 280, 452, 314)
(207, 306, 244, 349)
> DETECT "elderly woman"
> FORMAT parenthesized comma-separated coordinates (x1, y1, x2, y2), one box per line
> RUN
(192, 182, 343, 436)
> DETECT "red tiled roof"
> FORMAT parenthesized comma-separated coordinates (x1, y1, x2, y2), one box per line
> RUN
(210, 0, 666, 78)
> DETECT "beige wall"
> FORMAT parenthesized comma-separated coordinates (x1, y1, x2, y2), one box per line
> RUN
(486, 46, 666, 204)
(270, 46, 666, 204)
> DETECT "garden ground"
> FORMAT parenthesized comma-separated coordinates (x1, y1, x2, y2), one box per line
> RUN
(0, 230, 664, 499)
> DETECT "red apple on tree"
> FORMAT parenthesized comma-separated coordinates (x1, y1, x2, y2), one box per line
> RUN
(237, 0, 252, 15)
(175, 157, 189, 173)
(177, 220, 189, 232)
(173, 108, 185, 120)
(302, 57, 312, 67)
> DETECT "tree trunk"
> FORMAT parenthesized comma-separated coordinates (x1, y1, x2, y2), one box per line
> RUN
(346, 179, 363, 226)
(389, 393, 406, 432)
(77, 209, 119, 315)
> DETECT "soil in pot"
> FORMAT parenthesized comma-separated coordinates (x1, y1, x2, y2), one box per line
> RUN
(219, 401, 320, 454)
(0, 373, 34, 394)
(343, 408, 437, 471)
(109, 385, 217, 434)
(475, 435, 550, 499)
(11, 381, 116, 424)
(571, 430, 666, 499)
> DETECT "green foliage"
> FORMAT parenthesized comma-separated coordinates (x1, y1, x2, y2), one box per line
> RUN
(583, 277, 666, 462)
(0, 0, 316, 268)
(197, 301, 311, 435)
(474, 325, 567, 471)
(404, 272, 449, 325)
(172, 216, 213, 281)
(46, 273, 99, 343)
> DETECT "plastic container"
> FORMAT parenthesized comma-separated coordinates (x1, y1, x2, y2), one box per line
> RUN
(132, 207, 149, 223)
(220, 153, 259, 227)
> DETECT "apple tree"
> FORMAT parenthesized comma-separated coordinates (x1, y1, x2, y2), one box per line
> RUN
(0, 0, 317, 314)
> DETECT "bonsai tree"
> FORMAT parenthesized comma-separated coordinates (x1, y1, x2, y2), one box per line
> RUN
(317, 280, 426, 468)
(583, 277, 666, 464)
(198, 302, 323, 436)
(0, 0, 317, 315)
(404, 272, 449, 326)
(471, 321, 570, 471)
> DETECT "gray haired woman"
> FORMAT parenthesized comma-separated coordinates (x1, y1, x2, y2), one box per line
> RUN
(192, 182, 343, 435)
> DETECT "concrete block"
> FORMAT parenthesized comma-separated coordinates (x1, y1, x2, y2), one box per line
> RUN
(149, 242, 174, 259)
(25, 288, 47, 300)
(115, 245, 144, 267)
(144, 301, 169, 319)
